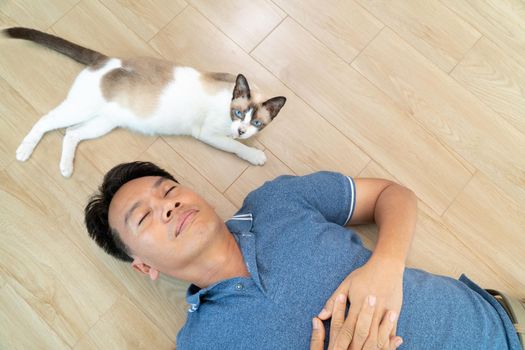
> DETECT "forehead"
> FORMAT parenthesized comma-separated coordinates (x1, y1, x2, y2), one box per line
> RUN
(108, 176, 163, 221)
(231, 97, 250, 110)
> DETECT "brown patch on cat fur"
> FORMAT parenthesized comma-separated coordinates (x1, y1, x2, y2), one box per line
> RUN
(255, 106, 272, 125)
(230, 97, 250, 121)
(101, 57, 175, 117)
(200, 72, 236, 95)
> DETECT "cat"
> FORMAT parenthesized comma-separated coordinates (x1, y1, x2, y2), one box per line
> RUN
(3, 27, 286, 177)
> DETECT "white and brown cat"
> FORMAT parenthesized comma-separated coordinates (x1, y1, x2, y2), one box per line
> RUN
(3, 27, 286, 177)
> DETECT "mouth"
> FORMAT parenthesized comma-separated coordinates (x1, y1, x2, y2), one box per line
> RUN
(175, 209, 199, 238)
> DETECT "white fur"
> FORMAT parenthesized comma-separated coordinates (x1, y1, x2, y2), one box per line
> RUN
(16, 60, 266, 177)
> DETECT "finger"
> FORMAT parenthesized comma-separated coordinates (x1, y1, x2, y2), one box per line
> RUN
(319, 285, 350, 320)
(391, 322, 398, 338)
(349, 295, 376, 350)
(388, 337, 403, 350)
(377, 311, 397, 350)
(332, 306, 358, 350)
(310, 318, 325, 350)
(328, 294, 346, 349)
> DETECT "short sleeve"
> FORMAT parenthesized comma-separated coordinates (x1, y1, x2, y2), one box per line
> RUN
(248, 171, 356, 226)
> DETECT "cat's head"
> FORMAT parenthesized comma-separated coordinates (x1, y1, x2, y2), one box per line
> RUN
(230, 74, 286, 139)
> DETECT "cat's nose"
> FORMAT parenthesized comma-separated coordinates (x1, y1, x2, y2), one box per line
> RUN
(238, 128, 245, 136)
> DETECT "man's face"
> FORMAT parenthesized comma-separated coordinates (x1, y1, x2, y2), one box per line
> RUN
(108, 176, 223, 279)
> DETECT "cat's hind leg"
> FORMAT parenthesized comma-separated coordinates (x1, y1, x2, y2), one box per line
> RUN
(60, 117, 116, 177)
(16, 99, 99, 162)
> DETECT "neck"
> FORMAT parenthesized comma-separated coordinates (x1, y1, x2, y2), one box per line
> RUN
(193, 225, 249, 289)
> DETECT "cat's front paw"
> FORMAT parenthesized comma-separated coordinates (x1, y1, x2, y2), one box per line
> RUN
(60, 159, 74, 178)
(16, 141, 36, 161)
(243, 149, 266, 166)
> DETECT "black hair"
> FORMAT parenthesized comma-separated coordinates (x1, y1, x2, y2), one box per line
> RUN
(84, 162, 177, 262)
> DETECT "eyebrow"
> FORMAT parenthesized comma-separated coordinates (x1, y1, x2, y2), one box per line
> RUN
(123, 177, 169, 226)
(153, 177, 167, 189)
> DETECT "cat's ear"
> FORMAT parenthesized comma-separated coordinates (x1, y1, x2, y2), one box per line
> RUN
(233, 74, 251, 100)
(262, 96, 287, 119)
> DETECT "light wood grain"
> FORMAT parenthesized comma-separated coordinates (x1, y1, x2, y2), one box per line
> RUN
(442, 0, 525, 67)
(0, 0, 78, 30)
(0, 174, 122, 346)
(442, 171, 525, 297)
(74, 296, 175, 350)
(256, 96, 370, 177)
(52, 0, 159, 58)
(189, 0, 285, 52)
(253, 18, 472, 215)
(356, 0, 480, 72)
(451, 37, 525, 135)
(0, 284, 70, 350)
(267, 0, 384, 62)
(101, 0, 187, 41)
(352, 28, 525, 207)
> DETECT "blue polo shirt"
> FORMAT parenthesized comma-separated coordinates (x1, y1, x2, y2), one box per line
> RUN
(176, 172, 520, 349)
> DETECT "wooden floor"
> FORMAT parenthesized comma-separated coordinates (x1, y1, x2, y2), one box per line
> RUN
(1, 0, 524, 348)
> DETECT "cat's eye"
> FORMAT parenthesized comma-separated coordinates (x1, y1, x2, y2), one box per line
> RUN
(234, 110, 242, 118)
(252, 120, 262, 127)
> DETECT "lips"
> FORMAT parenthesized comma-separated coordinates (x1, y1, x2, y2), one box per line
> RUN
(175, 209, 198, 237)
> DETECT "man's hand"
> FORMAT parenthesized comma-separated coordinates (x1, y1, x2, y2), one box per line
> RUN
(310, 293, 403, 350)
(317, 256, 404, 340)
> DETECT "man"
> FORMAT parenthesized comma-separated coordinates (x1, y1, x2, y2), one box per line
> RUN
(85, 162, 521, 349)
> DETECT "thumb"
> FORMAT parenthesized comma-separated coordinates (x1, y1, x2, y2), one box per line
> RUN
(310, 318, 325, 350)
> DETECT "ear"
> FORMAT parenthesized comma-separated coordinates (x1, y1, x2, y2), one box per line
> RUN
(131, 257, 159, 281)
(262, 96, 286, 119)
(232, 74, 251, 100)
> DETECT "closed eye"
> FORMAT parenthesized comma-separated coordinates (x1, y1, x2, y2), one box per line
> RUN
(165, 186, 176, 197)
(138, 212, 150, 226)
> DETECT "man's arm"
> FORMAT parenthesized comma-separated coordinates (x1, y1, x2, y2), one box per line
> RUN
(318, 178, 417, 341)
(348, 178, 418, 268)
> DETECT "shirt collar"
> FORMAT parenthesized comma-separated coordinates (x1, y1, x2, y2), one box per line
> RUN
(185, 212, 265, 312)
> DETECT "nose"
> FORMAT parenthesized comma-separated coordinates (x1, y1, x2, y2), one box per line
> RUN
(163, 201, 181, 222)
(238, 127, 245, 136)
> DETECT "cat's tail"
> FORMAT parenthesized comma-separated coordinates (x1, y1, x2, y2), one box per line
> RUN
(2, 27, 108, 66)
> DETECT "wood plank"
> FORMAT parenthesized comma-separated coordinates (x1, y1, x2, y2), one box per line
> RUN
(442, 0, 525, 67)
(0, 0, 78, 30)
(442, 171, 525, 297)
(256, 96, 370, 177)
(451, 37, 525, 135)
(0, 175, 122, 346)
(352, 28, 525, 206)
(101, 0, 186, 42)
(252, 18, 472, 215)
(189, 0, 285, 52)
(52, 0, 159, 58)
(356, 161, 512, 293)
(356, 0, 481, 72)
(224, 149, 294, 208)
(272, 0, 383, 62)
(74, 296, 175, 350)
(0, 76, 40, 170)
(0, 284, 70, 350)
